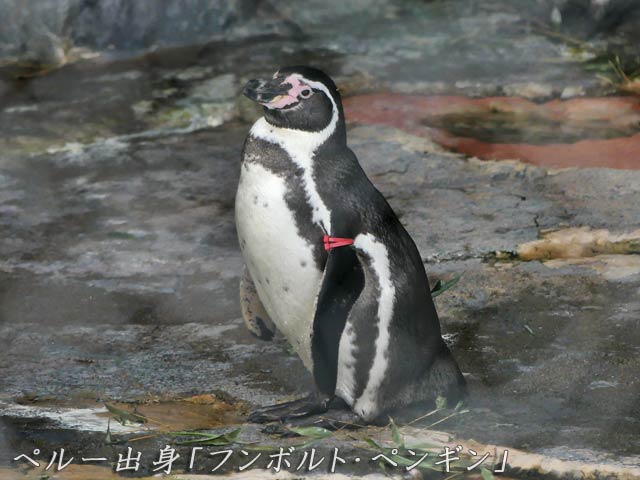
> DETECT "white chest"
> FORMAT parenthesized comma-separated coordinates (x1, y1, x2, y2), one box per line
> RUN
(235, 160, 322, 370)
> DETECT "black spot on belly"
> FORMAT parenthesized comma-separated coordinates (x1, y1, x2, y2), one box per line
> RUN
(263, 202, 269, 207)
(253, 195, 258, 205)
(243, 136, 327, 269)
(283, 285, 289, 292)
(300, 260, 307, 267)
(265, 277, 270, 284)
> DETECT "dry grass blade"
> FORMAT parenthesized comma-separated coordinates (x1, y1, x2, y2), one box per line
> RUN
(169, 428, 243, 445)
(104, 403, 147, 425)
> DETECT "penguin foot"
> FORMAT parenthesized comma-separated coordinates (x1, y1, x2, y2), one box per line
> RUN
(259, 412, 366, 434)
(248, 393, 331, 424)
(298, 410, 368, 431)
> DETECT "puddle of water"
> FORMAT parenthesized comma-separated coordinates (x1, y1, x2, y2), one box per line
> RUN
(2, 394, 244, 435)
(344, 94, 640, 169)
(422, 110, 640, 144)
(0, 402, 141, 434)
(100, 395, 245, 432)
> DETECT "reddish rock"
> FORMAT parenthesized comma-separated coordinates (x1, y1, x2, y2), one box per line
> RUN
(344, 93, 640, 169)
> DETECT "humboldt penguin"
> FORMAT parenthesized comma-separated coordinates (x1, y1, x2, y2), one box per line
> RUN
(235, 66, 466, 423)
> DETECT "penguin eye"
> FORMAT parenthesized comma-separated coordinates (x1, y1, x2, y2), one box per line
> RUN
(299, 88, 313, 99)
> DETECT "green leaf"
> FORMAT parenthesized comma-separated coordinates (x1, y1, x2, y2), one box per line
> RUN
(224, 428, 241, 442)
(243, 444, 281, 452)
(245, 437, 327, 450)
(583, 62, 614, 73)
(431, 274, 462, 298)
(173, 428, 243, 446)
(389, 417, 403, 448)
(362, 436, 449, 473)
(168, 431, 221, 438)
(388, 452, 441, 472)
(104, 403, 147, 425)
(287, 426, 333, 439)
(435, 396, 448, 410)
(389, 453, 415, 467)
(205, 428, 243, 446)
(406, 441, 440, 450)
(364, 437, 382, 449)
(297, 438, 325, 449)
(481, 467, 496, 480)
(104, 418, 113, 444)
(193, 438, 233, 446)
(107, 231, 138, 240)
(195, 437, 239, 446)
(175, 433, 225, 445)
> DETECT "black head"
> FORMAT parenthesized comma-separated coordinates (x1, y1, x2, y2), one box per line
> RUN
(243, 66, 345, 140)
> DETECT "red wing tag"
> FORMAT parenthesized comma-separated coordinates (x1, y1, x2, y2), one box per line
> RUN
(323, 235, 355, 251)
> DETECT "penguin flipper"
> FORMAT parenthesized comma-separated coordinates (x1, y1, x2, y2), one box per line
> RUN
(240, 265, 276, 341)
(311, 247, 364, 396)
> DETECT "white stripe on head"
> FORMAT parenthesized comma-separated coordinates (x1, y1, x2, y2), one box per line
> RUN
(351, 233, 396, 421)
(249, 74, 339, 233)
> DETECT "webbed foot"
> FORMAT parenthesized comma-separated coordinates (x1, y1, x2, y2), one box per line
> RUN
(259, 412, 365, 434)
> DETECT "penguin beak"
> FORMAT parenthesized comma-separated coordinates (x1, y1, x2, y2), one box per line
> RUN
(243, 77, 294, 109)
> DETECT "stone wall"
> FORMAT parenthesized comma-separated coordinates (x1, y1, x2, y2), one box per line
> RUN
(0, 0, 287, 66)
(2, 0, 640, 69)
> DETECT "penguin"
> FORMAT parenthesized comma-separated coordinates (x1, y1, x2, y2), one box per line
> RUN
(235, 66, 466, 423)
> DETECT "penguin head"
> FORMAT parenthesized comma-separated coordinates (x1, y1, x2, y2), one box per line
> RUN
(243, 66, 345, 138)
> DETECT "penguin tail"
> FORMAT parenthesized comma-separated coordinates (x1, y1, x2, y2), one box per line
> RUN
(426, 343, 467, 404)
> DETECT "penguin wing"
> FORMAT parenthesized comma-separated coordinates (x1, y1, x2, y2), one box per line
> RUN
(240, 265, 276, 341)
(311, 246, 364, 396)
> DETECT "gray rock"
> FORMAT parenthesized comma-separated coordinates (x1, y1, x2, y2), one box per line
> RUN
(0, 0, 298, 66)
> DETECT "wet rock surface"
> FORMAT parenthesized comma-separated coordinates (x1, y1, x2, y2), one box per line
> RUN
(1, 0, 640, 477)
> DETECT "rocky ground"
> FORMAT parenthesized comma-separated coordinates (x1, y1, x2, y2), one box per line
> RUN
(1, 0, 639, 479)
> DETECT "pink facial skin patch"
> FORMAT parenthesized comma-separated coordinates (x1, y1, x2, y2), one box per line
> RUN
(262, 74, 309, 110)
